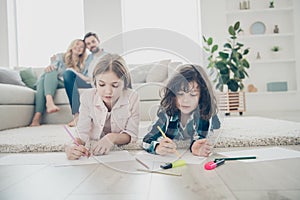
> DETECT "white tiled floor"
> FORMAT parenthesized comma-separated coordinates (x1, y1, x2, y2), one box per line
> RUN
(0, 110, 299, 200)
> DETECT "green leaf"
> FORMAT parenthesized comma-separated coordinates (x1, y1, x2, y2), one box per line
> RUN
(215, 61, 227, 70)
(238, 71, 245, 79)
(236, 42, 244, 47)
(234, 21, 240, 31)
(220, 74, 230, 84)
(207, 37, 213, 45)
(243, 48, 249, 55)
(228, 26, 235, 36)
(211, 44, 218, 53)
(224, 43, 232, 49)
(240, 83, 244, 90)
(219, 52, 229, 59)
(230, 63, 238, 72)
(203, 46, 210, 52)
(242, 59, 250, 68)
(202, 35, 207, 42)
(227, 79, 239, 92)
(216, 83, 223, 92)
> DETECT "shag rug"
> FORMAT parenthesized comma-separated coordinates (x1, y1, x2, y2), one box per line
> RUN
(0, 116, 299, 153)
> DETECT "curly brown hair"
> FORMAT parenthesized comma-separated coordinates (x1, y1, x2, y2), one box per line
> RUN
(160, 64, 217, 120)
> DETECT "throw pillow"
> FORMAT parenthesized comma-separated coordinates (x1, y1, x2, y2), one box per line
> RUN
(146, 63, 168, 82)
(0, 67, 25, 86)
(19, 68, 38, 89)
(168, 61, 182, 78)
(130, 63, 155, 83)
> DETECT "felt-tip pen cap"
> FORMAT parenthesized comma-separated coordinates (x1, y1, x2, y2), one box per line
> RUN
(204, 159, 225, 170)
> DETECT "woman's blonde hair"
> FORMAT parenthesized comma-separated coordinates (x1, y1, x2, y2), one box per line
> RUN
(64, 39, 86, 72)
(93, 53, 132, 89)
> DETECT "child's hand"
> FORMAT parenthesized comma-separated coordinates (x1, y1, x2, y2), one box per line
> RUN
(191, 139, 212, 157)
(155, 137, 177, 155)
(65, 144, 90, 160)
(92, 135, 114, 155)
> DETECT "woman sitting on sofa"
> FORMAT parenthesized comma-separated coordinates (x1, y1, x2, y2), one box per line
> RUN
(30, 39, 87, 126)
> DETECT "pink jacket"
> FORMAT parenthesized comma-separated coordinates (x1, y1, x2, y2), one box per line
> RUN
(77, 88, 139, 143)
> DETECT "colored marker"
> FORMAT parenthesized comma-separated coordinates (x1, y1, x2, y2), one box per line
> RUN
(63, 125, 89, 157)
(64, 125, 80, 146)
(214, 156, 256, 162)
(160, 159, 186, 169)
(204, 159, 225, 170)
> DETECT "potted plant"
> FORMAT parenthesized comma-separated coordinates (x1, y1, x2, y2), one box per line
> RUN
(271, 46, 280, 52)
(203, 21, 250, 115)
(270, 45, 281, 59)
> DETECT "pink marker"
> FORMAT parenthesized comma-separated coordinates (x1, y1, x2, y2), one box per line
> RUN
(63, 125, 89, 157)
(63, 125, 80, 146)
(204, 159, 225, 170)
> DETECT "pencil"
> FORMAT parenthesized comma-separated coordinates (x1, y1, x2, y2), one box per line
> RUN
(157, 126, 181, 158)
(137, 169, 182, 176)
(135, 158, 150, 169)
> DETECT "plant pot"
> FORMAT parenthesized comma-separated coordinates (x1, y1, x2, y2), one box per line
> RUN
(217, 91, 246, 115)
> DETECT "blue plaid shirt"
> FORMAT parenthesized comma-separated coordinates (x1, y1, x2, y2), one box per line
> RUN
(142, 110, 220, 154)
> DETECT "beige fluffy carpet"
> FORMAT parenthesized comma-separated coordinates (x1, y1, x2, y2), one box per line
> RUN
(0, 116, 299, 153)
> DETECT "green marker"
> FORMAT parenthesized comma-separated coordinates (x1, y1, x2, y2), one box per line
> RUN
(214, 156, 256, 162)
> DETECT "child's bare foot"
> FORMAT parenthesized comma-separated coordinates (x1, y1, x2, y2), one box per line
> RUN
(68, 114, 79, 127)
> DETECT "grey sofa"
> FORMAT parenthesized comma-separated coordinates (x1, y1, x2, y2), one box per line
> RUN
(0, 82, 164, 131)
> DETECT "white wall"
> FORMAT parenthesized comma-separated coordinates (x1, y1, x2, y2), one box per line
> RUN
(200, 0, 300, 111)
(0, 0, 10, 67)
(16, 0, 85, 67)
(120, 0, 202, 64)
(83, 0, 123, 53)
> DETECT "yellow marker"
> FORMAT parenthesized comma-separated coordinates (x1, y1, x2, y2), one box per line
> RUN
(157, 126, 181, 158)
(160, 159, 186, 169)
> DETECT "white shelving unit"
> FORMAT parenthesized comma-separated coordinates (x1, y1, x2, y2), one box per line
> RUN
(225, 0, 296, 93)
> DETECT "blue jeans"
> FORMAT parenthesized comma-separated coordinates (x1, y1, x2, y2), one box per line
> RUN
(63, 70, 92, 115)
(35, 70, 64, 113)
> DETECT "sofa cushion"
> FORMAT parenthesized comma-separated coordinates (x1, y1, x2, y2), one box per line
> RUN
(168, 61, 182, 78)
(146, 63, 168, 82)
(129, 59, 171, 83)
(129, 63, 154, 83)
(19, 68, 38, 89)
(0, 83, 35, 105)
(0, 67, 26, 86)
(133, 83, 163, 101)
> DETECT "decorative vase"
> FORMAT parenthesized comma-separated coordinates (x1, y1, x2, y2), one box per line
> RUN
(273, 25, 279, 34)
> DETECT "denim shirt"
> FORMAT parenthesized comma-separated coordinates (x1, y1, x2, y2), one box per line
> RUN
(142, 110, 220, 154)
(82, 49, 107, 77)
